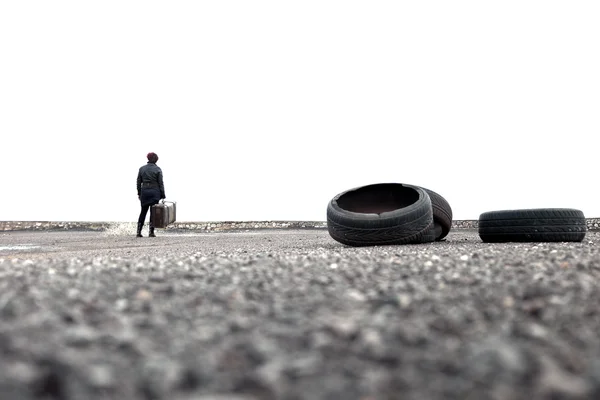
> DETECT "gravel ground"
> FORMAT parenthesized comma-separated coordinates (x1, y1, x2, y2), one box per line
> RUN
(1, 228, 600, 400)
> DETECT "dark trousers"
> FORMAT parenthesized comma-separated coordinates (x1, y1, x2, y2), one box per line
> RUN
(138, 188, 161, 225)
(137, 203, 158, 226)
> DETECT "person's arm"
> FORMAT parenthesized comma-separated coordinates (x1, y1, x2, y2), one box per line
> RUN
(158, 171, 165, 199)
(136, 170, 142, 197)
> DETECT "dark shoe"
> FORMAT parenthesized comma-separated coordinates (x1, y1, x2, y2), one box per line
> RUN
(149, 225, 156, 237)
(136, 223, 144, 238)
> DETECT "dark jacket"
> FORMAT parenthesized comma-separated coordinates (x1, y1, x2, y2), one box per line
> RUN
(137, 162, 166, 199)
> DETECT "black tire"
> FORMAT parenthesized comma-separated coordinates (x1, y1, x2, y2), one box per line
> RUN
(419, 187, 453, 241)
(478, 208, 586, 243)
(327, 183, 433, 247)
(411, 221, 436, 244)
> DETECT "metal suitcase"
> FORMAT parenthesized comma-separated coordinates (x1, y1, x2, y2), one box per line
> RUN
(151, 200, 177, 229)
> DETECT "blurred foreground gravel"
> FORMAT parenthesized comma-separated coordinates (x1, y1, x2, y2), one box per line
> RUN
(1, 228, 600, 400)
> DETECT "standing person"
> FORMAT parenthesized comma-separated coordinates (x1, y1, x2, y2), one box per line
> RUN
(136, 152, 166, 237)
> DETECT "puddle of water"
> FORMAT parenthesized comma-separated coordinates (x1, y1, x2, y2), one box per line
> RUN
(0, 244, 41, 251)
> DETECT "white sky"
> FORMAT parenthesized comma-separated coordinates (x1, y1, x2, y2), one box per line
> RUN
(1, 1, 599, 222)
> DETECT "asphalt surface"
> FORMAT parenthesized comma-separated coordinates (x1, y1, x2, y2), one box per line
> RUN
(1, 228, 600, 400)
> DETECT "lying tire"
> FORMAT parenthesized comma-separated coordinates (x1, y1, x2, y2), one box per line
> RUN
(419, 187, 453, 241)
(327, 183, 433, 247)
(412, 221, 436, 244)
(478, 208, 586, 243)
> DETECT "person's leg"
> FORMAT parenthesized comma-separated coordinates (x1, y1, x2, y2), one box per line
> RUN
(149, 201, 157, 237)
(137, 204, 150, 237)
